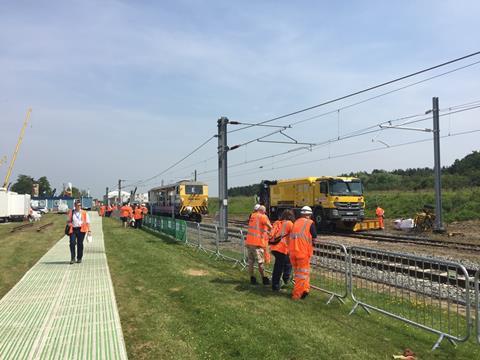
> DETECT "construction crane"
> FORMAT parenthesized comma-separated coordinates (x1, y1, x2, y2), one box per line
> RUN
(2, 108, 32, 189)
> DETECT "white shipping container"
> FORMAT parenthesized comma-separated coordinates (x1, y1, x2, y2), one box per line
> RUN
(8, 192, 31, 219)
(0, 188, 8, 220)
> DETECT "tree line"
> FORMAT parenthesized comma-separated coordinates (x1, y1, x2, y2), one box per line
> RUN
(10, 174, 88, 198)
(227, 150, 480, 195)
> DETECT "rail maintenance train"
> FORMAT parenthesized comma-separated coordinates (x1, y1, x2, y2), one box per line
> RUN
(259, 176, 365, 230)
(148, 180, 208, 222)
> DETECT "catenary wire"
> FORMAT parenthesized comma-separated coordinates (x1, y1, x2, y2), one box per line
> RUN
(228, 50, 480, 134)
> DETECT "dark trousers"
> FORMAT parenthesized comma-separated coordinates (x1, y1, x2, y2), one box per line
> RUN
(135, 218, 143, 229)
(69, 228, 86, 260)
(271, 251, 292, 290)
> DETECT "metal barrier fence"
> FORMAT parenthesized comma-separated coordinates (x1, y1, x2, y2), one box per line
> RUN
(141, 216, 476, 350)
(348, 246, 471, 350)
(143, 215, 187, 241)
(475, 270, 480, 345)
(311, 241, 349, 304)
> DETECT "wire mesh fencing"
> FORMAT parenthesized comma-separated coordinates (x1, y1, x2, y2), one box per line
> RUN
(475, 270, 480, 345)
(348, 246, 472, 350)
(310, 241, 349, 304)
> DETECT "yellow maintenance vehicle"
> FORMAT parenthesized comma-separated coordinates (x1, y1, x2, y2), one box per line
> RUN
(259, 176, 365, 230)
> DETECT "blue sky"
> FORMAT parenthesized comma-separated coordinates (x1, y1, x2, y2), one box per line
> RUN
(1, 0, 479, 197)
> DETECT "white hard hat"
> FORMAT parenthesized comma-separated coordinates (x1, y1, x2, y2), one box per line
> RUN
(258, 205, 266, 213)
(300, 206, 313, 215)
(253, 204, 261, 211)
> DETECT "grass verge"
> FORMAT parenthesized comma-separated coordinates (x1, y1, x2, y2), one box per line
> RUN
(104, 217, 479, 359)
(0, 214, 65, 298)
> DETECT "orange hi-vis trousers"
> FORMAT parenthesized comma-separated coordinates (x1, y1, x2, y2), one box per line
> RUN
(377, 216, 384, 229)
(290, 255, 311, 300)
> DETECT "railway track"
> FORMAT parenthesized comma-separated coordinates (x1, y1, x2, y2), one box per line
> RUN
(327, 231, 480, 253)
(202, 217, 480, 252)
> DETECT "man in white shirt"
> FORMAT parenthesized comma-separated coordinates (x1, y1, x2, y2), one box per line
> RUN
(67, 201, 91, 264)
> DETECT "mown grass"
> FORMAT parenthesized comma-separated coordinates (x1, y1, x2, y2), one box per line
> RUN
(209, 187, 480, 222)
(0, 214, 66, 298)
(103, 217, 480, 359)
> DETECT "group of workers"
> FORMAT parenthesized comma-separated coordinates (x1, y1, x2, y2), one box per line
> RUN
(245, 204, 317, 300)
(98, 204, 118, 218)
(98, 203, 148, 229)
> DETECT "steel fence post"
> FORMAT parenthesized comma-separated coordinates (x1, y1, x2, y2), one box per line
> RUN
(475, 271, 479, 344)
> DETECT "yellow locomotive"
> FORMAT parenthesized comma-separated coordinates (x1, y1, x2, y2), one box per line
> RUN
(259, 176, 365, 230)
(148, 180, 208, 222)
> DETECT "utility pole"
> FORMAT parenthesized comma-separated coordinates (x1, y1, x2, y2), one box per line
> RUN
(194, 169, 197, 181)
(105, 187, 109, 206)
(432, 97, 445, 233)
(118, 179, 122, 205)
(380, 97, 445, 233)
(217, 117, 228, 242)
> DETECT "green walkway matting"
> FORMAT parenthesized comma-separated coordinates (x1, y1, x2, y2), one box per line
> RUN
(0, 213, 128, 359)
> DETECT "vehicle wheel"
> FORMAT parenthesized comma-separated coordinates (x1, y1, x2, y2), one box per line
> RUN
(314, 209, 324, 231)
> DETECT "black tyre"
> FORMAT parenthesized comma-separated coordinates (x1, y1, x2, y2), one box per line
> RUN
(313, 208, 325, 230)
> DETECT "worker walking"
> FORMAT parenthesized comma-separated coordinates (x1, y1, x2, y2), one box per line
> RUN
(120, 203, 133, 228)
(133, 205, 143, 229)
(288, 206, 316, 300)
(105, 204, 112, 217)
(99, 204, 106, 217)
(269, 209, 295, 291)
(245, 205, 272, 285)
(66, 201, 91, 264)
(376, 204, 385, 230)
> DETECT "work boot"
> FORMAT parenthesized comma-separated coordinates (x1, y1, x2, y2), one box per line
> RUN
(262, 276, 270, 285)
(250, 276, 257, 285)
(76, 259, 82, 263)
(300, 291, 309, 299)
(70, 259, 75, 265)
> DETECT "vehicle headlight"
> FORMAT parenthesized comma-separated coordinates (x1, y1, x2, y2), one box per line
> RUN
(331, 209, 339, 216)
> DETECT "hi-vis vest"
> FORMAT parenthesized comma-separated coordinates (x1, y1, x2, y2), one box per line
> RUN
(270, 220, 293, 255)
(68, 210, 89, 234)
(376, 207, 384, 217)
(134, 208, 143, 220)
(245, 212, 269, 247)
(288, 218, 314, 258)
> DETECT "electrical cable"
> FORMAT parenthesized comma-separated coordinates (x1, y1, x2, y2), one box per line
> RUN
(224, 128, 480, 179)
(198, 101, 480, 176)
(228, 50, 480, 134)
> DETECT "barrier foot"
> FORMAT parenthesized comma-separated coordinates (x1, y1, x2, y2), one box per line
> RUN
(349, 302, 370, 316)
(326, 294, 345, 305)
(431, 334, 445, 351)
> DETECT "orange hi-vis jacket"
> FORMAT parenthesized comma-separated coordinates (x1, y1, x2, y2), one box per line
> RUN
(288, 217, 314, 258)
(120, 205, 133, 218)
(133, 208, 143, 220)
(269, 220, 293, 255)
(245, 212, 271, 247)
(376, 207, 384, 217)
(99, 205, 106, 216)
(107, 205, 112, 212)
(67, 210, 90, 234)
(141, 206, 148, 215)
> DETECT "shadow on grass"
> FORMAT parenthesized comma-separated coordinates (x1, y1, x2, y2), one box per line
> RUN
(210, 277, 291, 298)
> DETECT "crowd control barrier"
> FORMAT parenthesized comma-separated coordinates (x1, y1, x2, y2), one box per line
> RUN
(140, 216, 476, 351)
(475, 270, 480, 345)
(348, 246, 472, 350)
(311, 241, 349, 304)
